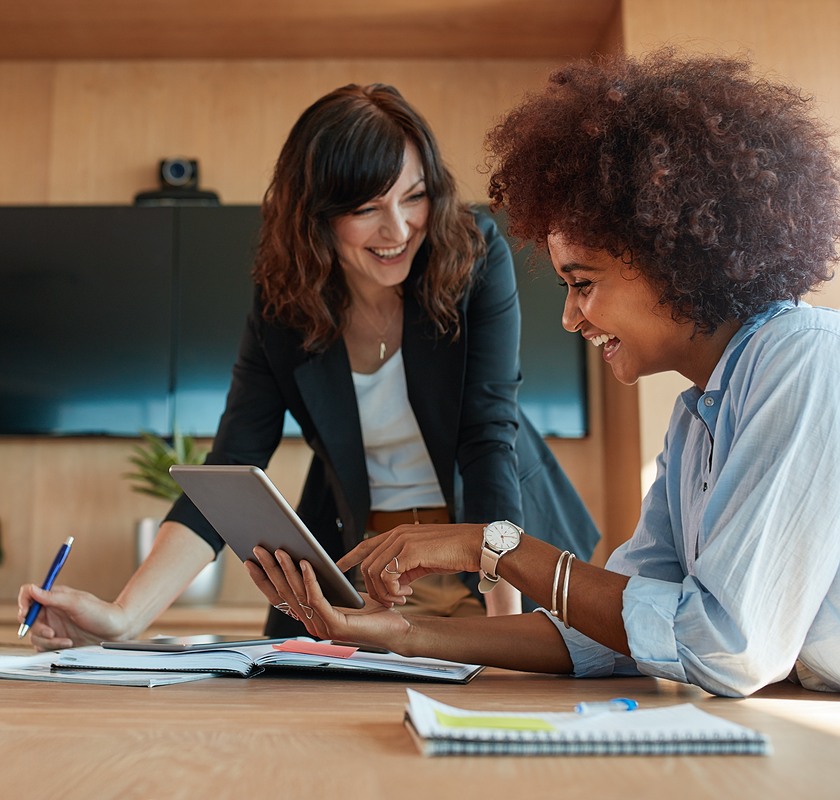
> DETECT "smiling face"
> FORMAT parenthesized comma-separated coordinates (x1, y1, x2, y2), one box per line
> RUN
(330, 143, 430, 296)
(549, 235, 705, 386)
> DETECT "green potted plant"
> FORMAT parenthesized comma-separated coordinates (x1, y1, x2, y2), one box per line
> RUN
(126, 430, 208, 502)
(126, 430, 223, 605)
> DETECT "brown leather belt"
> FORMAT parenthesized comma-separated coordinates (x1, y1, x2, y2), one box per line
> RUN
(367, 507, 450, 533)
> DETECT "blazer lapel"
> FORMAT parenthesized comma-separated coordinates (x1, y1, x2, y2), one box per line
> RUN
(294, 340, 370, 537)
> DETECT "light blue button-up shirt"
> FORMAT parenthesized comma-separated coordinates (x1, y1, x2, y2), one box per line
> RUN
(542, 301, 840, 697)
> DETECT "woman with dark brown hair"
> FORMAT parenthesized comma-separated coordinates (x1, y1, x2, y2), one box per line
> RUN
(19, 83, 598, 648)
(247, 52, 840, 697)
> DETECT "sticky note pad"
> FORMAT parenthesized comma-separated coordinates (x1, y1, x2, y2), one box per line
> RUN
(273, 640, 358, 658)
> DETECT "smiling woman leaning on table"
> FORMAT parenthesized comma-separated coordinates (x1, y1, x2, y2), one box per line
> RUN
(247, 48, 840, 699)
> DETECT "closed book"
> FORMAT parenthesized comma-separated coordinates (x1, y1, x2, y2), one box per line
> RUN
(404, 689, 771, 756)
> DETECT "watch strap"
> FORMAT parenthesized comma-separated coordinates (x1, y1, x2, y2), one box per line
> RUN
(480, 546, 503, 581)
(478, 546, 502, 593)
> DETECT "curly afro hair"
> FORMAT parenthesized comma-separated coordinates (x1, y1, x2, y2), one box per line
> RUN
(486, 48, 840, 332)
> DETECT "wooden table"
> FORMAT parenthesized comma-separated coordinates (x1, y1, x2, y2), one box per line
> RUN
(2, 664, 839, 800)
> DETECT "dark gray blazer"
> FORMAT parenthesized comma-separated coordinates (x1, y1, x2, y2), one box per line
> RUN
(166, 212, 599, 634)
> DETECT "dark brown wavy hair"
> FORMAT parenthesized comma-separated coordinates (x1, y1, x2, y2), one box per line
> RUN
(486, 49, 840, 332)
(253, 83, 483, 352)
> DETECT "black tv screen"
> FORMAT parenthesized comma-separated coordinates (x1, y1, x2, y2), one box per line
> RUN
(0, 206, 173, 435)
(0, 205, 585, 439)
(169, 206, 261, 436)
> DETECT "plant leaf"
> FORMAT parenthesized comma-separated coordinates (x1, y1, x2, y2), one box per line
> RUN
(125, 430, 208, 501)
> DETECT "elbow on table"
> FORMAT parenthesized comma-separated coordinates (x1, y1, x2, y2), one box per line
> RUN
(689, 652, 791, 698)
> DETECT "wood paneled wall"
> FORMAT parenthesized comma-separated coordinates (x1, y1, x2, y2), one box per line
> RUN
(0, 59, 564, 206)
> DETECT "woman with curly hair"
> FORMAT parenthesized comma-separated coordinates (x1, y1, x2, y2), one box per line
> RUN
(19, 83, 598, 649)
(248, 51, 840, 697)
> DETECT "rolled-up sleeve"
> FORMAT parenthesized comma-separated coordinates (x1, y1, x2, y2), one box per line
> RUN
(535, 608, 642, 677)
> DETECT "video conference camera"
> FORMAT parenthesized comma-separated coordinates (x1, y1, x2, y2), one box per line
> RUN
(134, 157, 220, 205)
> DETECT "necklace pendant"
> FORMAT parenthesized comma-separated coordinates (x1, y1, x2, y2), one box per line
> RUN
(379, 341, 386, 361)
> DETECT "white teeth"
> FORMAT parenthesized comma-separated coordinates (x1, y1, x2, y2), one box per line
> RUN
(370, 244, 407, 258)
(590, 334, 616, 347)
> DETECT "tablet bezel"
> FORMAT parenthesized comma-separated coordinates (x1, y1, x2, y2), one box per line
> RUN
(169, 464, 365, 609)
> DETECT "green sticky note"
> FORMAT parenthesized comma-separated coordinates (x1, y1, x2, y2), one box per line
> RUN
(434, 708, 554, 732)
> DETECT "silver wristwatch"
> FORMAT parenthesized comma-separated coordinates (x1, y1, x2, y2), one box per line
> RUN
(478, 520, 524, 593)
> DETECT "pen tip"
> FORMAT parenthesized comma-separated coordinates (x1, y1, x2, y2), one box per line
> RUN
(17, 624, 28, 638)
(66, 536, 75, 546)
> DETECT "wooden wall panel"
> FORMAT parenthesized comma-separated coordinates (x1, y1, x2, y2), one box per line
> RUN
(0, 64, 54, 203)
(4, 59, 561, 206)
(0, 0, 619, 60)
(0, 437, 314, 605)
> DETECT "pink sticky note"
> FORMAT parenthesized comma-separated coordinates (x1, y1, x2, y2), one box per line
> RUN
(273, 640, 358, 658)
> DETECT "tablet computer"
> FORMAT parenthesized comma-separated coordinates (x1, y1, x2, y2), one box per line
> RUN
(169, 464, 365, 609)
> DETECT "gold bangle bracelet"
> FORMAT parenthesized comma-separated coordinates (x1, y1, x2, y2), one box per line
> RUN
(562, 553, 576, 628)
(550, 551, 570, 618)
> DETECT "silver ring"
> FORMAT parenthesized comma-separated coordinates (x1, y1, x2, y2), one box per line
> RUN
(273, 602, 291, 612)
(299, 603, 315, 620)
(384, 556, 400, 575)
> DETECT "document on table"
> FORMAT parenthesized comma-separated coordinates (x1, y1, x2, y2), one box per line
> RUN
(0, 651, 217, 687)
(51, 640, 484, 683)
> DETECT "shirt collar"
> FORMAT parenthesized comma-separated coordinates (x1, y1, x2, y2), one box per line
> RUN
(679, 300, 798, 420)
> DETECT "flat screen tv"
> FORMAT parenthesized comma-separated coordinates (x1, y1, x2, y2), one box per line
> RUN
(0, 206, 174, 435)
(0, 205, 586, 439)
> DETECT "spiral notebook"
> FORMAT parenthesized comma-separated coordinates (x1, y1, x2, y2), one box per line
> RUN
(404, 690, 771, 756)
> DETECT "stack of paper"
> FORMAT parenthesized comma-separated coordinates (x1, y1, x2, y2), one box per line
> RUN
(0, 651, 215, 687)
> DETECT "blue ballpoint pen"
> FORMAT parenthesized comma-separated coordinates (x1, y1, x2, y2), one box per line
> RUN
(18, 536, 75, 638)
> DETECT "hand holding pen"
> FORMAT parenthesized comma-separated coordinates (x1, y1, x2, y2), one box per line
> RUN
(18, 536, 75, 638)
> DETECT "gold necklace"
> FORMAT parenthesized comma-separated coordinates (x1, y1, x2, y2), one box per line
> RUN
(354, 300, 401, 361)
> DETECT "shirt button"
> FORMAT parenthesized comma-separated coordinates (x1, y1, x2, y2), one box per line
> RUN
(335, 518, 344, 530)
(704, 396, 715, 407)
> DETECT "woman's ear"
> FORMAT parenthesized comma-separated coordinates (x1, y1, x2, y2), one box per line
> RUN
(619, 262, 643, 281)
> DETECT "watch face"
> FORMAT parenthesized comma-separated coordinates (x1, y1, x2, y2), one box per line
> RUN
(484, 520, 521, 551)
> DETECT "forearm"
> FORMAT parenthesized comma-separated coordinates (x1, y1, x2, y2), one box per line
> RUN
(397, 610, 572, 673)
(113, 521, 216, 638)
(497, 535, 630, 656)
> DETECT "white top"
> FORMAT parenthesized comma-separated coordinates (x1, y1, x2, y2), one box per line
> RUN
(352, 349, 445, 511)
